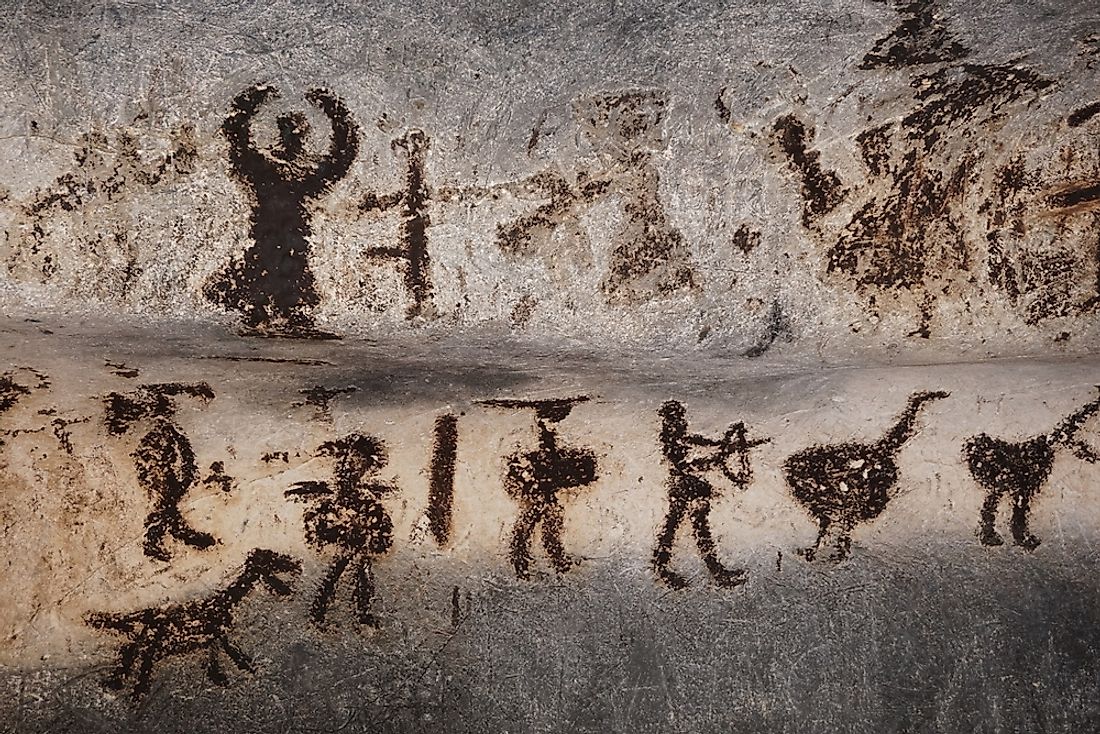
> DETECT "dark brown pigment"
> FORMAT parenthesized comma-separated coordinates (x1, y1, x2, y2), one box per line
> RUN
(964, 388, 1100, 550)
(0, 368, 50, 447)
(652, 400, 769, 589)
(859, 0, 969, 70)
(1068, 101, 1100, 128)
(454, 90, 696, 304)
(479, 397, 598, 579)
(767, 0, 1053, 332)
(359, 130, 435, 318)
(743, 300, 793, 358)
(1049, 183, 1100, 211)
(104, 360, 140, 378)
(205, 84, 359, 336)
(772, 114, 847, 228)
(103, 382, 232, 561)
(10, 121, 196, 286)
(731, 224, 761, 255)
(293, 385, 359, 421)
(783, 390, 948, 561)
(285, 433, 396, 627)
(86, 548, 300, 698)
(427, 413, 459, 546)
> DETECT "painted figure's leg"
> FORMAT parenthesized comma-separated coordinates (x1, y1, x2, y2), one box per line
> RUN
(691, 502, 746, 588)
(311, 554, 352, 624)
(653, 496, 689, 590)
(510, 506, 540, 580)
(352, 557, 379, 628)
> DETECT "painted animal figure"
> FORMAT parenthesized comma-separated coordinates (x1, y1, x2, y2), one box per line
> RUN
(783, 390, 950, 561)
(86, 548, 300, 698)
(964, 387, 1100, 550)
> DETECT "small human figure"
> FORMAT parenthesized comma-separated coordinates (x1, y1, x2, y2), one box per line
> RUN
(652, 400, 769, 589)
(86, 548, 300, 698)
(285, 433, 397, 627)
(206, 83, 360, 336)
(480, 397, 599, 579)
(358, 129, 436, 318)
(103, 382, 234, 561)
(443, 90, 697, 304)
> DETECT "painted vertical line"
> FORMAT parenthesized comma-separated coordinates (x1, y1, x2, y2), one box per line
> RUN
(428, 413, 459, 546)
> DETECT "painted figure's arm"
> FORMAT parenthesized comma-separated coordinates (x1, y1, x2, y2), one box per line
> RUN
(305, 88, 360, 192)
(223, 84, 278, 180)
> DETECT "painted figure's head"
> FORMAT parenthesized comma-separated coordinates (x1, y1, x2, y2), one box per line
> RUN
(572, 89, 668, 162)
(271, 111, 311, 164)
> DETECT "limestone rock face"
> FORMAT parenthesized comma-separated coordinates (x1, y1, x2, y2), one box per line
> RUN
(1, 0, 1098, 355)
(2, 1, 1100, 732)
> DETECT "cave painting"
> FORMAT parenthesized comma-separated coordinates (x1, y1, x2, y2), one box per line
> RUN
(206, 84, 359, 337)
(762, 0, 1058, 336)
(783, 390, 949, 561)
(0, 367, 51, 447)
(358, 130, 436, 318)
(103, 382, 235, 561)
(427, 413, 460, 547)
(86, 548, 300, 697)
(285, 433, 397, 627)
(652, 400, 769, 589)
(964, 387, 1100, 550)
(479, 397, 599, 579)
(447, 90, 697, 304)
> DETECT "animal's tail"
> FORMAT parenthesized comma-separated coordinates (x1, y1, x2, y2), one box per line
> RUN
(84, 610, 142, 634)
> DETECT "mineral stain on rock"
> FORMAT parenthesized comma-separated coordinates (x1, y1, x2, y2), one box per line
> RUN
(205, 84, 359, 337)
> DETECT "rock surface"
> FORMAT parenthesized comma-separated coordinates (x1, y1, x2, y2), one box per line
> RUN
(2, 0, 1100, 731)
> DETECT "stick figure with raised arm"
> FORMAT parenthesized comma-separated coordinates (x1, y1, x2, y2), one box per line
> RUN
(653, 400, 769, 589)
(206, 83, 360, 337)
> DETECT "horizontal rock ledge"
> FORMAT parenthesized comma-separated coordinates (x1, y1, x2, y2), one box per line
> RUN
(2, 316, 1100, 731)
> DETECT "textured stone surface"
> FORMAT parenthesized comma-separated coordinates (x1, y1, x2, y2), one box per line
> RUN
(2, 315, 1100, 731)
(3, 0, 1100, 731)
(1, 0, 1098, 354)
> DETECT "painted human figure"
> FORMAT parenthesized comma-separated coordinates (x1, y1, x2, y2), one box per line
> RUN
(104, 382, 234, 561)
(285, 433, 396, 627)
(483, 397, 599, 579)
(652, 400, 769, 589)
(207, 83, 359, 336)
(446, 90, 697, 304)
